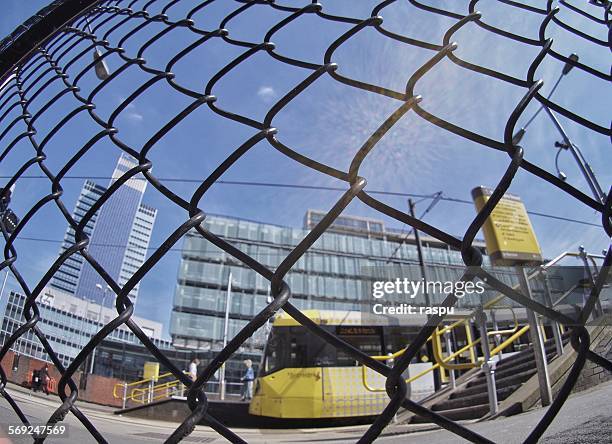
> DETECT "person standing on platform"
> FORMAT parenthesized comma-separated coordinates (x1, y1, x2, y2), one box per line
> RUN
(240, 359, 254, 401)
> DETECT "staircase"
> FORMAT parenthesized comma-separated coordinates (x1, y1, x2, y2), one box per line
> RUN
(410, 334, 570, 423)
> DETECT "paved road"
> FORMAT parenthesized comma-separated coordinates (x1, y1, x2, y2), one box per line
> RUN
(0, 381, 610, 443)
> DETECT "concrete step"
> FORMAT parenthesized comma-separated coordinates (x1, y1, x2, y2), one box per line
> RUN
(411, 403, 490, 423)
(460, 369, 536, 397)
(407, 333, 571, 425)
(476, 359, 537, 381)
(432, 384, 520, 411)
(494, 348, 556, 373)
(494, 333, 569, 369)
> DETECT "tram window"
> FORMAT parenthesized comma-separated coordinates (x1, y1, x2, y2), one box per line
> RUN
(263, 328, 283, 374)
(262, 326, 335, 375)
(290, 328, 334, 368)
(289, 337, 308, 367)
(334, 326, 383, 366)
(336, 335, 383, 366)
(384, 326, 428, 363)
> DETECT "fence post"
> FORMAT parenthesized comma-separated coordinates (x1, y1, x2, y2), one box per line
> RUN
(540, 268, 564, 357)
(476, 308, 498, 415)
(148, 379, 154, 404)
(517, 267, 552, 406)
(579, 246, 603, 318)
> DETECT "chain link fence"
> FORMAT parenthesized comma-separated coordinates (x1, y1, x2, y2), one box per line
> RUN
(0, 0, 610, 443)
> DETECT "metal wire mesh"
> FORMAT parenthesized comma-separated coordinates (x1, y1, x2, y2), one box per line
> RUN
(0, 0, 610, 443)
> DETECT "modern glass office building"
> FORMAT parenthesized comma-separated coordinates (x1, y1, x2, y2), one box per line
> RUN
(0, 287, 235, 385)
(0, 287, 166, 369)
(167, 212, 530, 388)
(170, 211, 498, 353)
(51, 153, 157, 307)
(50, 180, 106, 295)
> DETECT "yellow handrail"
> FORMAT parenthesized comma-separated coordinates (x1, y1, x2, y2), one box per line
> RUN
(364, 284, 533, 388)
(433, 303, 520, 371)
(486, 304, 519, 336)
(362, 338, 483, 392)
(130, 379, 185, 404)
(433, 320, 530, 371)
(369, 300, 518, 369)
(363, 321, 532, 392)
(112, 371, 186, 401)
(490, 325, 529, 356)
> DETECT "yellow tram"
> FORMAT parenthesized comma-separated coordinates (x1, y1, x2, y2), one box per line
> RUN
(248, 303, 531, 421)
(249, 310, 442, 420)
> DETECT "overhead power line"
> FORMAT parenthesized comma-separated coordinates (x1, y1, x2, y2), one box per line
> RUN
(0, 175, 601, 228)
(387, 191, 444, 262)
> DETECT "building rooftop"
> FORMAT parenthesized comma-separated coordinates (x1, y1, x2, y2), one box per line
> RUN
(200, 211, 486, 249)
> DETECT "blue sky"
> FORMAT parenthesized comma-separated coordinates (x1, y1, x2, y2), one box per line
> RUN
(0, 0, 610, 338)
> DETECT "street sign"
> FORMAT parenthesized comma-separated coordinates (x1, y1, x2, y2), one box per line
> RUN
(471, 186, 542, 265)
(143, 362, 160, 382)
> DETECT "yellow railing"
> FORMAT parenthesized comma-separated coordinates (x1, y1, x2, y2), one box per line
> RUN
(130, 379, 186, 404)
(432, 304, 521, 371)
(361, 285, 536, 392)
(362, 319, 531, 392)
(362, 337, 483, 392)
(490, 325, 530, 356)
(113, 371, 188, 405)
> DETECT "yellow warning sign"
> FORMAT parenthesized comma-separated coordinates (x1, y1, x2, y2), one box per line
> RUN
(472, 187, 542, 265)
(143, 362, 160, 382)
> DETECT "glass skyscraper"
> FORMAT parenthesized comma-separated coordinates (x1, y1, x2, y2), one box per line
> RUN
(50, 180, 106, 295)
(170, 212, 494, 351)
(51, 154, 157, 307)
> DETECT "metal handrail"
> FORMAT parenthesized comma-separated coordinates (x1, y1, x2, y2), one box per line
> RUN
(362, 320, 532, 393)
(432, 303, 521, 371)
(552, 283, 581, 307)
(363, 249, 587, 385)
(130, 379, 185, 404)
(112, 371, 180, 399)
(365, 308, 521, 389)
(429, 248, 599, 371)
(362, 337, 482, 392)
(122, 376, 244, 405)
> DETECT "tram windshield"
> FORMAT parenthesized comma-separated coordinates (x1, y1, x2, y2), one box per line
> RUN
(261, 325, 384, 375)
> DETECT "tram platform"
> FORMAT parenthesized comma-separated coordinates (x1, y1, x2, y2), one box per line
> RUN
(114, 396, 378, 428)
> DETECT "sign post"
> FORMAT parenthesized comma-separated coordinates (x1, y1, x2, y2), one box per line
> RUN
(472, 187, 552, 407)
(143, 361, 160, 404)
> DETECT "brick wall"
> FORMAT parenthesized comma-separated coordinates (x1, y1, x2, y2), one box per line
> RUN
(571, 326, 612, 393)
(0, 351, 124, 407)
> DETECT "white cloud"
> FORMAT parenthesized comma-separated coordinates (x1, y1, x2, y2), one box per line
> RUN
(257, 86, 277, 103)
(126, 110, 144, 122)
(114, 96, 144, 122)
(124, 102, 143, 122)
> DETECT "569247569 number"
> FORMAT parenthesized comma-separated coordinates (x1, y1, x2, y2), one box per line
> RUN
(7, 424, 67, 436)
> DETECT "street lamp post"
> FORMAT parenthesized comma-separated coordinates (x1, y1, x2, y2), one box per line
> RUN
(512, 54, 607, 204)
(89, 284, 111, 374)
(219, 272, 232, 400)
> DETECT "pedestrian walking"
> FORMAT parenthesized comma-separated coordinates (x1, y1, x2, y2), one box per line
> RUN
(189, 358, 200, 382)
(40, 364, 50, 395)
